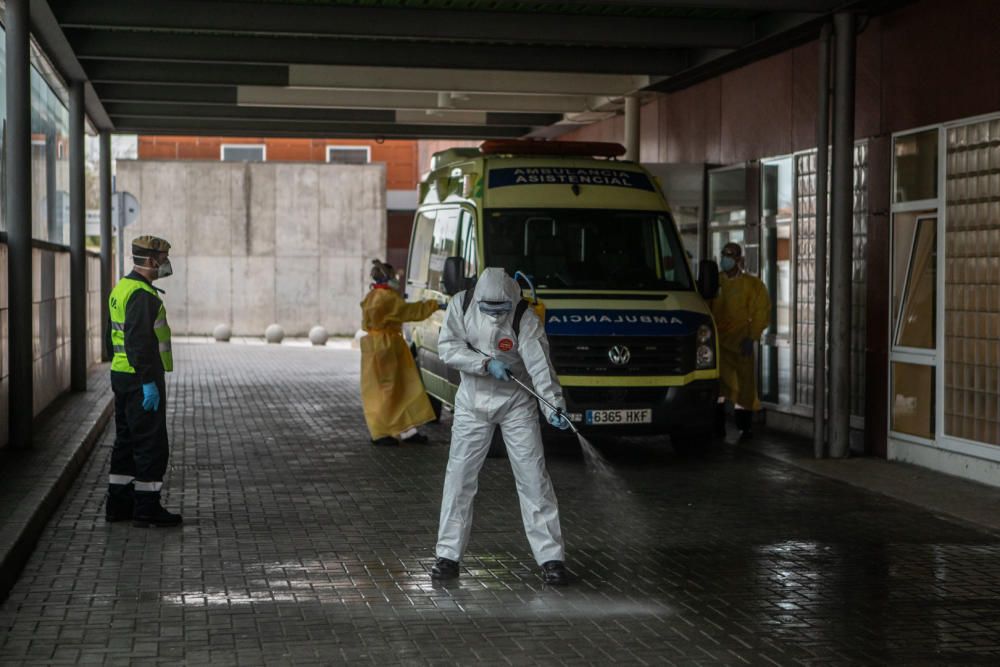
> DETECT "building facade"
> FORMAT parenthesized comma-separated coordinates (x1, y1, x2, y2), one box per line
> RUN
(564, 0, 1000, 485)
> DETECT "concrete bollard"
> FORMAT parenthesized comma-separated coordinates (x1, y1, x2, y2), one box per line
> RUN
(265, 323, 284, 344)
(309, 325, 329, 346)
(213, 323, 232, 342)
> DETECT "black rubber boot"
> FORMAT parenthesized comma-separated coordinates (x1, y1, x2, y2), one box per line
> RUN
(105, 483, 134, 523)
(715, 403, 727, 438)
(542, 560, 569, 586)
(431, 557, 460, 580)
(371, 436, 399, 447)
(401, 432, 430, 444)
(735, 409, 753, 440)
(133, 490, 183, 528)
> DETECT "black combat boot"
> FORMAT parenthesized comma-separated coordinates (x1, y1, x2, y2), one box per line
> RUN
(105, 483, 134, 522)
(133, 490, 183, 528)
(734, 409, 753, 441)
(541, 560, 569, 586)
(431, 557, 460, 580)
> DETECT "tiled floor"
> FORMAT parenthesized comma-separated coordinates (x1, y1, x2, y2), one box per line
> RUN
(2, 342, 1000, 665)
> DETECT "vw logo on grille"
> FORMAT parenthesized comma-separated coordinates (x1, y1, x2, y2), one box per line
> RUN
(608, 345, 631, 366)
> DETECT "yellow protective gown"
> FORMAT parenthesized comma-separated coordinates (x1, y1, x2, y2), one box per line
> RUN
(710, 272, 771, 411)
(360, 287, 440, 440)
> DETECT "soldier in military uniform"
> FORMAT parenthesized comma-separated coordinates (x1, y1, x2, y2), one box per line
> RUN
(105, 235, 182, 527)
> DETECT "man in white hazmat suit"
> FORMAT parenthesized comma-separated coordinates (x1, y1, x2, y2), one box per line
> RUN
(431, 267, 571, 585)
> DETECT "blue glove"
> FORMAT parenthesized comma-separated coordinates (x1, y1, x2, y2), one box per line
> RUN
(438, 301, 448, 310)
(548, 411, 571, 430)
(141, 382, 160, 412)
(486, 359, 511, 381)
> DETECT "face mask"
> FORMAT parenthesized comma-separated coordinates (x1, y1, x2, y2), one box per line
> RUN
(720, 256, 736, 272)
(156, 258, 174, 279)
(478, 301, 512, 320)
(387, 279, 400, 291)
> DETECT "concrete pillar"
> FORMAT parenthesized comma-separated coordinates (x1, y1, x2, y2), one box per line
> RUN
(100, 131, 112, 362)
(828, 12, 857, 459)
(624, 95, 640, 161)
(6, 0, 32, 447)
(813, 23, 832, 459)
(70, 81, 87, 391)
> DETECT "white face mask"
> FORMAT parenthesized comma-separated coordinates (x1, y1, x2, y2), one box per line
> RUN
(156, 258, 174, 279)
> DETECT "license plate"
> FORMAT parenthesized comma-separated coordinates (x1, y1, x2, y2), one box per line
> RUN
(585, 409, 652, 425)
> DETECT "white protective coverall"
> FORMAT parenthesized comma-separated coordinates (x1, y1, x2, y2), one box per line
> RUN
(435, 268, 566, 566)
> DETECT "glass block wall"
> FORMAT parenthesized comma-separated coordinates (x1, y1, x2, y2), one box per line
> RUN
(793, 144, 869, 417)
(944, 119, 1000, 446)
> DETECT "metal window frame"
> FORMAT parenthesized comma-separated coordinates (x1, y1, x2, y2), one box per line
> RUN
(888, 111, 1000, 462)
(220, 143, 266, 162)
(325, 145, 371, 164)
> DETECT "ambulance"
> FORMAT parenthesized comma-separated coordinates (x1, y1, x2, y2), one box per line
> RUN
(404, 140, 720, 452)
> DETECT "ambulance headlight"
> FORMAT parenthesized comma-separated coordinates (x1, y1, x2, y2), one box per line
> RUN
(696, 324, 715, 369)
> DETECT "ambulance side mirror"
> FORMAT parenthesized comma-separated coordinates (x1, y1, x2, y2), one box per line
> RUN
(697, 260, 719, 300)
(442, 256, 466, 296)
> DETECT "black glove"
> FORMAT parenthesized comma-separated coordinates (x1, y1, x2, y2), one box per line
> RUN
(740, 338, 754, 357)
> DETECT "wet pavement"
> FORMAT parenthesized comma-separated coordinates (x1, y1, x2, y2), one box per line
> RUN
(2, 342, 1000, 665)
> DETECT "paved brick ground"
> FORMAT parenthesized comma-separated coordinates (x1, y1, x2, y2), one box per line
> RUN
(2, 342, 1000, 665)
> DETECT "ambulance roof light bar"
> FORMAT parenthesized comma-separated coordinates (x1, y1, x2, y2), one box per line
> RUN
(479, 140, 627, 159)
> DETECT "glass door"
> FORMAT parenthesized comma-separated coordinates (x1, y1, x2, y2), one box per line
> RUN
(760, 157, 793, 405)
(707, 165, 747, 263)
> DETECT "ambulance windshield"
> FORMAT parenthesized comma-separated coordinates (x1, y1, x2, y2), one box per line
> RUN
(483, 208, 693, 291)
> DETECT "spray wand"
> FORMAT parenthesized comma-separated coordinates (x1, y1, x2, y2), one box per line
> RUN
(466, 342, 580, 435)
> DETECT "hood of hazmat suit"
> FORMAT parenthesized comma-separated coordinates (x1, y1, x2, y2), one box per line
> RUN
(434, 267, 566, 566)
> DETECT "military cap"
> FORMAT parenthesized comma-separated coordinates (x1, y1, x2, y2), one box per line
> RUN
(132, 235, 171, 257)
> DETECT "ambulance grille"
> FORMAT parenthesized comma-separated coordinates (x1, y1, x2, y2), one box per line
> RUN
(548, 335, 695, 376)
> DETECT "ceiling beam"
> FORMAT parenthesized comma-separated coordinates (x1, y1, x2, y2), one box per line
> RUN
(100, 101, 559, 127)
(86, 61, 289, 87)
(65, 29, 688, 75)
(528, 0, 842, 9)
(108, 117, 528, 140)
(288, 65, 648, 97)
(237, 87, 596, 115)
(52, 0, 755, 50)
(91, 83, 594, 115)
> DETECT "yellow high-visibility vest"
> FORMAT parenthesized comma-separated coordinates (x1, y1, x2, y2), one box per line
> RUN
(108, 277, 173, 374)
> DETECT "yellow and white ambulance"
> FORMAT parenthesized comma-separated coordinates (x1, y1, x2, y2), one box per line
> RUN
(405, 140, 720, 450)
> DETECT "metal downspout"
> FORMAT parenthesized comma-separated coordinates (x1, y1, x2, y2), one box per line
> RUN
(813, 23, 832, 459)
(828, 12, 857, 458)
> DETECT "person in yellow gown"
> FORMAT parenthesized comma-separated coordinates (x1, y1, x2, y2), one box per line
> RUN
(360, 260, 443, 446)
(710, 242, 771, 440)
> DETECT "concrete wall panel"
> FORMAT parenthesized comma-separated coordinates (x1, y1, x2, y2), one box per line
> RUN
(120, 159, 386, 336)
(232, 256, 276, 334)
(185, 256, 233, 334)
(276, 257, 320, 334)
(275, 164, 320, 257)
(248, 163, 276, 256)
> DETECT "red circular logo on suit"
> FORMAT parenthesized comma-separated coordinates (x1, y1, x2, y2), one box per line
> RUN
(498, 338, 514, 352)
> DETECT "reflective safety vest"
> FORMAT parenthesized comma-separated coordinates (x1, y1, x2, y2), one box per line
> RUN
(109, 277, 173, 374)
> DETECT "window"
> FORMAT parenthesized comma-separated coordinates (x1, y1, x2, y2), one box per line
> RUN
(426, 208, 460, 292)
(483, 208, 692, 291)
(893, 130, 938, 202)
(459, 209, 478, 280)
(326, 146, 370, 165)
(407, 211, 436, 288)
(892, 214, 937, 349)
(221, 144, 265, 162)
